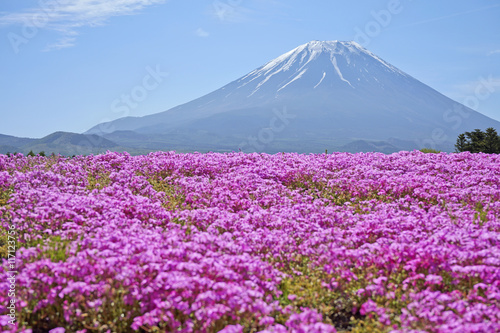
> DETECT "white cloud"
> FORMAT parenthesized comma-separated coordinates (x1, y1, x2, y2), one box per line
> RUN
(447, 76, 500, 109)
(0, 0, 166, 50)
(209, 1, 251, 23)
(195, 28, 209, 38)
(43, 36, 77, 51)
(488, 50, 500, 56)
(454, 76, 500, 96)
(397, 4, 500, 29)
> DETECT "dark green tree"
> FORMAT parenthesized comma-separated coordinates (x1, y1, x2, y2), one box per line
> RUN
(455, 128, 500, 153)
(468, 129, 485, 153)
(455, 133, 467, 153)
(484, 127, 500, 154)
(27, 150, 35, 157)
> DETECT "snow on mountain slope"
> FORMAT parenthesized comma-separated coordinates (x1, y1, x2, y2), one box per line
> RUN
(237, 40, 408, 96)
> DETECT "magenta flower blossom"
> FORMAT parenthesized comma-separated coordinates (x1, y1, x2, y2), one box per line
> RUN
(0, 151, 499, 332)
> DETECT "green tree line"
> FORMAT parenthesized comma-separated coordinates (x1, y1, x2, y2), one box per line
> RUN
(455, 127, 500, 153)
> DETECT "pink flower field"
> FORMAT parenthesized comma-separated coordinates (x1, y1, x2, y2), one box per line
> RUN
(0, 151, 499, 333)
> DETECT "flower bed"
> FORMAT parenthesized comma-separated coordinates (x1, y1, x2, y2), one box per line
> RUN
(0, 151, 499, 332)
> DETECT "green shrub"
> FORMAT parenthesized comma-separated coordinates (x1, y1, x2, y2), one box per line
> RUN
(419, 148, 441, 153)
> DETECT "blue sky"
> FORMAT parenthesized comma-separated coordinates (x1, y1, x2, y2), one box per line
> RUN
(1, 0, 499, 138)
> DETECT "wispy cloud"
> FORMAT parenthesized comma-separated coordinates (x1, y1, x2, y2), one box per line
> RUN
(207, 0, 287, 24)
(397, 4, 500, 29)
(488, 50, 500, 56)
(209, 1, 252, 23)
(43, 36, 77, 51)
(452, 76, 500, 98)
(0, 0, 166, 50)
(195, 28, 209, 38)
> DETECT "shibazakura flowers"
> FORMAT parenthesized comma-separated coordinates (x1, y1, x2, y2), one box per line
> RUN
(0, 151, 499, 332)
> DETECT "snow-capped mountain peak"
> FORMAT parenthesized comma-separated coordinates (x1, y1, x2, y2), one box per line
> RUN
(235, 40, 409, 97)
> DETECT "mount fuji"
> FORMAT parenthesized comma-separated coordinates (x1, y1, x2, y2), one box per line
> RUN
(86, 40, 500, 153)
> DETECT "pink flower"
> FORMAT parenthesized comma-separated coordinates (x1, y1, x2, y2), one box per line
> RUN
(49, 328, 65, 333)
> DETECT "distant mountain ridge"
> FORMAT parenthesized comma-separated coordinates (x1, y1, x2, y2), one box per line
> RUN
(0, 134, 35, 148)
(0, 132, 129, 156)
